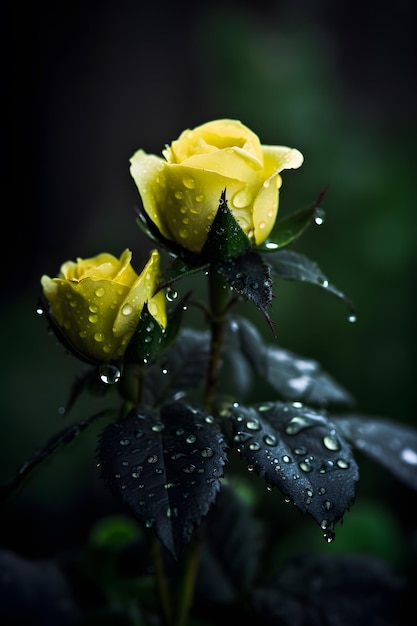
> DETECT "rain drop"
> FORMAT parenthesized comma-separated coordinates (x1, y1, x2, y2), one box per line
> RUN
(322, 433, 341, 451)
(264, 434, 278, 446)
(400, 447, 417, 465)
(99, 363, 121, 385)
(122, 303, 133, 316)
(314, 208, 326, 225)
(166, 287, 178, 302)
(299, 459, 313, 473)
(200, 447, 214, 458)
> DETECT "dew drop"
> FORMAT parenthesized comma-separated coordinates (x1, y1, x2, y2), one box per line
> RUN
(233, 432, 252, 444)
(264, 434, 278, 446)
(232, 188, 252, 208)
(299, 459, 313, 473)
(122, 303, 133, 316)
(264, 241, 279, 250)
(336, 458, 349, 469)
(99, 363, 121, 385)
(322, 433, 341, 451)
(347, 313, 357, 323)
(285, 415, 318, 435)
(166, 287, 178, 302)
(183, 175, 195, 189)
(148, 301, 158, 316)
(400, 447, 417, 465)
(314, 208, 326, 225)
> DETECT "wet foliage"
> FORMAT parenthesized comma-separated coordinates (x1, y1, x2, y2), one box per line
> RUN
(2, 180, 416, 626)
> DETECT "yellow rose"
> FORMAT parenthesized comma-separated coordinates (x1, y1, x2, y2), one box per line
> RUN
(129, 119, 303, 254)
(40, 249, 166, 363)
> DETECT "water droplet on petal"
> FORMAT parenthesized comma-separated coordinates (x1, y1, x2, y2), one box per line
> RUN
(122, 303, 133, 316)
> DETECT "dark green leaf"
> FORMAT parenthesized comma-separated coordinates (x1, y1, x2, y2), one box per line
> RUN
(258, 197, 326, 251)
(0, 550, 79, 625)
(0, 410, 114, 502)
(201, 189, 251, 261)
(217, 252, 274, 331)
(160, 256, 209, 288)
(142, 327, 211, 406)
(97, 402, 228, 559)
(265, 249, 357, 319)
(333, 414, 417, 492)
(227, 402, 359, 541)
(225, 316, 354, 408)
(251, 553, 406, 626)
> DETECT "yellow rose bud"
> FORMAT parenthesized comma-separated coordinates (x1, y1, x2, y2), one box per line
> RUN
(40, 249, 166, 363)
(129, 119, 303, 253)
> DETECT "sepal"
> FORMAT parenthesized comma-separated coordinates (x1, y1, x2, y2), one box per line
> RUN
(123, 303, 166, 366)
(216, 251, 274, 332)
(201, 189, 252, 261)
(259, 189, 327, 251)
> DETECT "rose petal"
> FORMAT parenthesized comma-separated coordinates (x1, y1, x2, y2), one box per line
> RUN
(129, 150, 173, 241)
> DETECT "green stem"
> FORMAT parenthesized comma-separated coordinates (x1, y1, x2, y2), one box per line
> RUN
(174, 270, 230, 626)
(153, 270, 231, 626)
(152, 537, 175, 626)
(175, 538, 203, 626)
(204, 268, 231, 412)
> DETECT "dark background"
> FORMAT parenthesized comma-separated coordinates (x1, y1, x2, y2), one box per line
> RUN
(3, 0, 416, 581)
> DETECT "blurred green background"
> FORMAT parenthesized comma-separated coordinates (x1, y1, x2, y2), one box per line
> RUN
(3, 0, 416, 571)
